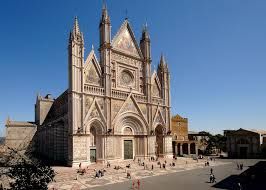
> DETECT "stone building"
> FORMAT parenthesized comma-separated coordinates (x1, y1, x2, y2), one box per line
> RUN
(171, 114, 198, 157)
(5, 118, 37, 152)
(188, 131, 209, 154)
(224, 128, 266, 158)
(6, 6, 173, 166)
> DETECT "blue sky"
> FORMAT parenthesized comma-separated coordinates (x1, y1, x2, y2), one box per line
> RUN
(0, 0, 266, 136)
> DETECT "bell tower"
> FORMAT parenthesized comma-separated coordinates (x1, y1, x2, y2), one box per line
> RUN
(68, 17, 85, 166)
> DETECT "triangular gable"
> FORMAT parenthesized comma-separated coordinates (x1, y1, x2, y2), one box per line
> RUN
(151, 72, 162, 89)
(153, 106, 165, 126)
(84, 48, 101, 74)
(151, 72, 161, 97)
(232, 128, 259, 136)
(84, 49, 102, 85)
(84, 97, 106, 125)
(112, 20, 143, 58)
(112, 92, 148, 125)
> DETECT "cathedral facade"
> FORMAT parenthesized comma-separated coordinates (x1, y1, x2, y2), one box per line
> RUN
(33, 6, 172, 166)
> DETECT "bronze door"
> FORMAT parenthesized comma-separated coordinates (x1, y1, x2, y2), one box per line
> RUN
(124, 140, 133, 159)
(90, 149, 96, 162)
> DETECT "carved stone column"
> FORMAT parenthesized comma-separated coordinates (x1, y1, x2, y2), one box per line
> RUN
(188, 143, 191, 155)
(180, 143, 183, 156)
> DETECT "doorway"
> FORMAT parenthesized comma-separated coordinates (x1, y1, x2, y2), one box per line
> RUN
(124, 140, 133, 159)
(90, 149, 96, 162)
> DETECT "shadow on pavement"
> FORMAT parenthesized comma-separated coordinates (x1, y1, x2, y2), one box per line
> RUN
(212, 161, 266, 190)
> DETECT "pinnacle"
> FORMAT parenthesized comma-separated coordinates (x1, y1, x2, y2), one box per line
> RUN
(160, 54, 166, 65)
(142, 22, 150, 39)
(102, 0, 108, 19)
(73, 16, 80, 35)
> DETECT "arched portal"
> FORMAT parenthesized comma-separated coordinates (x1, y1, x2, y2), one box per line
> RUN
(88, 120, 104, 163)
(155, 125, 164, 157)
(114, 113, 147, 159)
(182, 143, 189, 155)
(190, 143, 196, 154)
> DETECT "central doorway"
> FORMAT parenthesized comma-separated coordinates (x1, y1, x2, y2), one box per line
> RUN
(124, 140, 133, 159)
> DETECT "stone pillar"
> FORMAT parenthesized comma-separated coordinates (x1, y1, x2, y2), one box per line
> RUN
(188, 143, 191, 155)
(174, 143, 178, 156)
(195, 144, 198, 156)
(180, 143, 183, 156)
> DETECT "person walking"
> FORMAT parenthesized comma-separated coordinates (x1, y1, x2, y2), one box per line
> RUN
(212, 175, 216, 183)
(210, 174, 213, 183)
(210, 168, 213, 174)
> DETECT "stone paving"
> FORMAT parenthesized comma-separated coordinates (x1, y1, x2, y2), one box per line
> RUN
(48, 157, 230, 190)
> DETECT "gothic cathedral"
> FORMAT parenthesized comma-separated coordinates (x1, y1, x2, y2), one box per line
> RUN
(35, 6, 172, 166)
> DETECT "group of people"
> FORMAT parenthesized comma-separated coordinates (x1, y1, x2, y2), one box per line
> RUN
(95, 169, 106, 178)
(210, 174, 216, 183)
(237, 163, 244, 170)
(209, 168, 216, 183)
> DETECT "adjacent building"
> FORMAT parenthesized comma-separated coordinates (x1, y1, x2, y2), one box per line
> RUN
(171, 114, 198, 157)
(224, 128, 266, 158)
(5, 119, 37, 152)
(188, 131, 209, 155)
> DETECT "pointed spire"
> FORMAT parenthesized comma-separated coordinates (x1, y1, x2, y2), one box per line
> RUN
(160, 53, 166, 66)
(101, 0, 109, 20)
(142, 22, 150, 39)
(73, 16, 80, 35)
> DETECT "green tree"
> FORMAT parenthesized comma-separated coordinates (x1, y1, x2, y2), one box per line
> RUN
(0, 146, 55, 190)
(206, 134, 227, 154)
(7, 160, 55, 190)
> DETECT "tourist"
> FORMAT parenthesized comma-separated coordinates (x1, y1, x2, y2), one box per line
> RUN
(127, 171, 131, 179)
(107, 161, 110, 168)
(151, 164, 154, 170)
(237, 182, 242, 190)
(163, 163, 166, 169)
(95, 170, 100, 178)
(99, 170, 103, 177)
(210, 174, 213, 183)
(137, 179, 140, 189)
(240, 163, 243, 170)
(210, 168, 213, 174)
(212, 175, 216, 183)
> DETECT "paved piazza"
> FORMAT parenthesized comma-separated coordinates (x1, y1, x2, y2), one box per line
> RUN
(48, 157, 236, 190)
